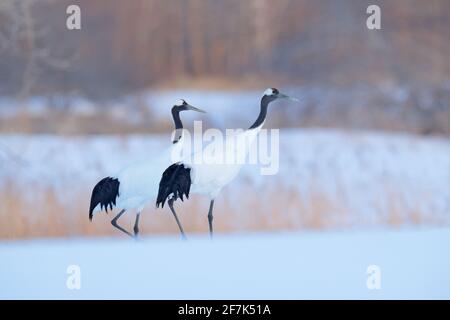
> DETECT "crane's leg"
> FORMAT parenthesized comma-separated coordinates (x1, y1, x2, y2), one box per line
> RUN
(111, 209, 133, 238)
(133, 212, 141, 238)
(168, 198, 187, 240)
(207, 200, 215, 239)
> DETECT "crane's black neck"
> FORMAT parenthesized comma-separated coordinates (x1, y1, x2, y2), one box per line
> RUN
(249, 96, 271, 130)
(172, 108, 183, 130)
(171, 108, 183, 144)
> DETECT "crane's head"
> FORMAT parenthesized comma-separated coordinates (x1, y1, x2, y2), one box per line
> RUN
(262, 88, 299, 103)
(172, 99, 206, 113)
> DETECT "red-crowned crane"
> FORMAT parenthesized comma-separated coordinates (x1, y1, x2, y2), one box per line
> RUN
(89, 100, 205, 239)
(156, 88, 298, 238)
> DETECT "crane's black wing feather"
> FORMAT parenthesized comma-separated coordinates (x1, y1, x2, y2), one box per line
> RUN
(156, 163, 191, 208)
(89, 177, 120, 220)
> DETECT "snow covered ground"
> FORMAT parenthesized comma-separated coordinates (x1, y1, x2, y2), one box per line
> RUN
(2, 85, 440, 132)
(1, 128, 449, 298)
(0, 129, 449, 235)
(1, 227, 449, 299)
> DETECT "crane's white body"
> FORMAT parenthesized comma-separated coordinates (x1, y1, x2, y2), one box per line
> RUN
(155, 88, 297, 238)
(91, 136, 185, 215)
(184, 123, 264, 199)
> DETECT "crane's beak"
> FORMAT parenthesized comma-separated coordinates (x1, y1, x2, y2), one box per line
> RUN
(277, 93, 300, 102)
(187, 104, 206, 113)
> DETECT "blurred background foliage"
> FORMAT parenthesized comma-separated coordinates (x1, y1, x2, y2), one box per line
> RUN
(0, 0, 449, 135)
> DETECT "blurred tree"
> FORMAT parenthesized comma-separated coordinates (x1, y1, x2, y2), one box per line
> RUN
(0, 0, 449, 99)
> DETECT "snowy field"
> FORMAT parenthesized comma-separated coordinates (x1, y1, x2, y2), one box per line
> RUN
(0, 128, 449, 299)
(3, 85, 448, 137)
(0, 129, 449, 238)
(1, 227, 449, 299)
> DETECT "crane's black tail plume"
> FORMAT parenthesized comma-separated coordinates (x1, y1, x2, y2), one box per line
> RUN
(89, 177, 120, 220)
(156, 163, 191, 208)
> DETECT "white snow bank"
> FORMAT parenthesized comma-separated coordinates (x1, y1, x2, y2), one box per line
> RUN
(1, 228, 449, 299)
(1, 129, 448, 226)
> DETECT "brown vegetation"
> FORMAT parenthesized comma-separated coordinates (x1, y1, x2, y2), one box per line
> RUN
(1, 1, 450, 136)
(0, 182, 445, 240)
(1, 0, 450, 97)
